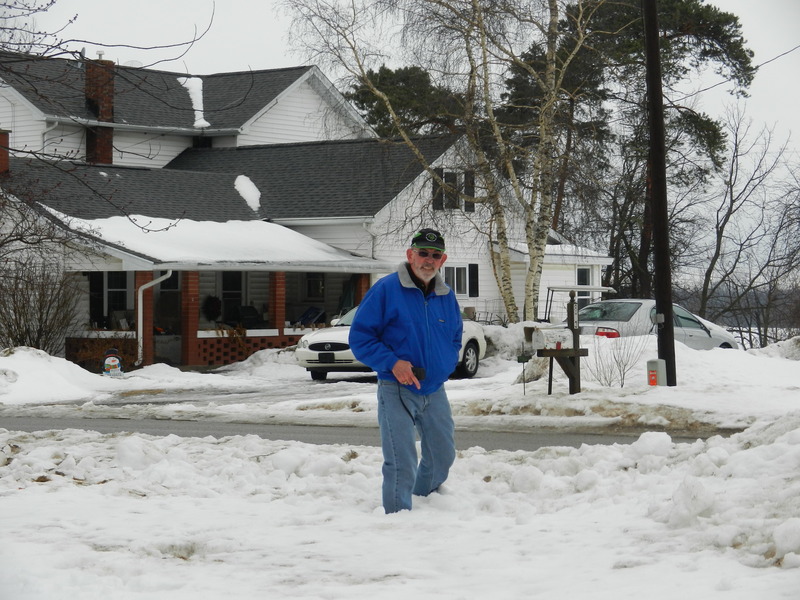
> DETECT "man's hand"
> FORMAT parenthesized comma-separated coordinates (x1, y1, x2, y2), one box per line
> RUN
(392, 359, 421, 389)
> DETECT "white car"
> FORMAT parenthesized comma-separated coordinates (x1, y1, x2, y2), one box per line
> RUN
(575, 299, 739, 350)
(296, 306, 487, 380)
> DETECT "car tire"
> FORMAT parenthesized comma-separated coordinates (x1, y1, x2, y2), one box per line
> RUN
(457, 340, 480, 378)
(310, 370, 328, 381)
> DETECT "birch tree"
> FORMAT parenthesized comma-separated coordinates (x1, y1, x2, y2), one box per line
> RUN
(284, 0, 606, 321)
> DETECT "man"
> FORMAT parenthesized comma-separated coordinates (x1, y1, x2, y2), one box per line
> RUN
(349, 228, 463, 513)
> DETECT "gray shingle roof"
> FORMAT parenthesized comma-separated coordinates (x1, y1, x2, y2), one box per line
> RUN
(0, 51, 312, 131)
(5, 136, 455, 223)
(165, 136, 457, 219)
(5, 157, 258, 222)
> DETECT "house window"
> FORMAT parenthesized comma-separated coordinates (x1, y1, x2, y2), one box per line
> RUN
(577, 267, 591, 308)
(88, 271, 133, 329)
(305, 272, 325, 301)
(444, 266, 466, 295)
(221, 271, 244, 322)
(433, 169, 476, 212)
(106, 271, 128, 314)
(444, 264, 479, 297)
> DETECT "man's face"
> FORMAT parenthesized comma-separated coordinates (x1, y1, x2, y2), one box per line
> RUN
(406, 247, 447, 283)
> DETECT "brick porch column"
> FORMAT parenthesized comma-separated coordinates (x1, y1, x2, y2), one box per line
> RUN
(354, 273, 372, 304)
(269, 271, 286, 331)
(181, 271, 201, 366)
(134, 271, 155, 366)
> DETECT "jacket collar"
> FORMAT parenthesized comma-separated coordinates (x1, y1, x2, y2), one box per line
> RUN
(397, 262, 450, 296)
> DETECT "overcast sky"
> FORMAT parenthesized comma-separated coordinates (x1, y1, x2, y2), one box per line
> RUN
(37, 0, 800, 154)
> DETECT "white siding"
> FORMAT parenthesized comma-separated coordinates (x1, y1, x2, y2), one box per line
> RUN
(212, 136, 238, 148)
(0, 90, 193, 166)
(238, 80, 363, 145)
(68, 272, 91, 337)
(288, 223, 374, 257)
(113, 132, 193, 168)
(344, 144, 612, 323)
(42, 123, 85, 159)
(7, 115, 193, 167)
(0, 93, 43, 154)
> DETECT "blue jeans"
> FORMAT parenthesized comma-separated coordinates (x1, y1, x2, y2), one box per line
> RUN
(377, 380, 456, 513)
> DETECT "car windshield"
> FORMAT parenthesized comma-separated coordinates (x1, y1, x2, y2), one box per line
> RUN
(334, 307, 358, 326)
(578, 301, 641, 322)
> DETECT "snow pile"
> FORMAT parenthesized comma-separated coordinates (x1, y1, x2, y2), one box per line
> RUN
(1, 333, 800, 597)
(0, 347, 267, 406)
(749, 336, 800, 361)
(1, 417, 799, 598)
(0, 347, 120, 403)
(234, 174, 261, 212)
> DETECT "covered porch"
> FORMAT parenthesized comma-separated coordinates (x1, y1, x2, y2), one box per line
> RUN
(64, 218, 390, 370)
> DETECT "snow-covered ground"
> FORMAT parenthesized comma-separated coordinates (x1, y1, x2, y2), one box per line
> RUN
(1, 325, 799, 599)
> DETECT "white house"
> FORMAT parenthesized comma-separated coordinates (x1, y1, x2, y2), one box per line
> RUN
(0, 50, 611, 368)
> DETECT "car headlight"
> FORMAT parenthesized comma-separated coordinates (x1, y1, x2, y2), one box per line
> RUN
(298, 339, 309, 349)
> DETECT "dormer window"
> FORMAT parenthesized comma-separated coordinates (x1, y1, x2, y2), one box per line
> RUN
(432, 168, 475, 212)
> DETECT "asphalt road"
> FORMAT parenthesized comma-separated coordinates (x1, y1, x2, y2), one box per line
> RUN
(0, 416, 706, 451)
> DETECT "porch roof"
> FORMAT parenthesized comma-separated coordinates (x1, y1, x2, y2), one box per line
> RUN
(492, 240, 614, 265)
(68, 214, 393, 273)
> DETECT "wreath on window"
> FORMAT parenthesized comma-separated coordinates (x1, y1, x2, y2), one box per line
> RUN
(202, 295, 222, 322)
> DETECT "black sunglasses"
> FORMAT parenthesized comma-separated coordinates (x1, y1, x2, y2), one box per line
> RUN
(415, 249, 443, 260)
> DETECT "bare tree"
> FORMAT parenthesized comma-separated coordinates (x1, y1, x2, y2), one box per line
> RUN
(679, 107, 800, 332)
(0, 261, 82, 355)
(0, 1, 65, 53)
(0, 182, 99, 353)
(583, 334, 648, 388)
(283, 0, 606, 321)
(0, 0, 213, 354)
(661, 103, 800, 348)
(0, 0, 210, 65)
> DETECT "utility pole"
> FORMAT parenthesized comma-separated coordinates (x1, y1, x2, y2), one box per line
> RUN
(641, 0, 677, 385)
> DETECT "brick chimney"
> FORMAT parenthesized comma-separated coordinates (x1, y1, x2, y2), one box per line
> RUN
(85, 57, 115, 164)
(0, 129, 9, 174)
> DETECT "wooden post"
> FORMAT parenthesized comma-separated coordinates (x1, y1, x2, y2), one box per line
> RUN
(642, 0, 677, 385)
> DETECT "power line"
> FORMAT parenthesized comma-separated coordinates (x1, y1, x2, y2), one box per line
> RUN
(677, 43, 800, 101)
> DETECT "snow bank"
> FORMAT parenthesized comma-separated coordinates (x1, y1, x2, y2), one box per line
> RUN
(1, 417, 799, 598)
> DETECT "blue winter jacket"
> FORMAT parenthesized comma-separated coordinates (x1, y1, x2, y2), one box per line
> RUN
(349, 264, 463, 395)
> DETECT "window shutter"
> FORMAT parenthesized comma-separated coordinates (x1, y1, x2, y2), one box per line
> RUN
(432, 168, 444, 210)
(468, 264, 479, 297)
(464, 171, 475, 213)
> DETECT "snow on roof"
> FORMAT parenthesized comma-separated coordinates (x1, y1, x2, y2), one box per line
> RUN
(545, 244, 614, 265)
(234, 175, 261, 212)
(76, 215, 391, 272)
(177, 76, 211, 129)
(497, 241, 613, 265)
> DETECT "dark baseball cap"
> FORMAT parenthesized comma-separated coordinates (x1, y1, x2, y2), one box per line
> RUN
(411, 228, 445, 251)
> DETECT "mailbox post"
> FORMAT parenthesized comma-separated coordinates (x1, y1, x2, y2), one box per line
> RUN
(524, 291, 588, 394)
